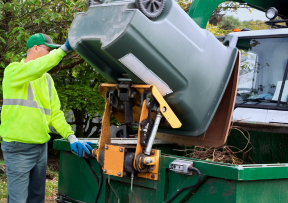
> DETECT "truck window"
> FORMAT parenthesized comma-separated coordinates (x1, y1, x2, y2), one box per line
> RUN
(236, 37, 288, 109)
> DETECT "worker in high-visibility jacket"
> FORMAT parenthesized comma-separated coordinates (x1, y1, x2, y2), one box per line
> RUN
(0, 33, 92, 203)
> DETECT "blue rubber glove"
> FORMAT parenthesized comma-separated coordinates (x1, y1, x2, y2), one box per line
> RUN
(65, 38, 73, 51)
(70, 141, 94, 157)
(68, 135, 94, 157)
(60, 38, 73, 53)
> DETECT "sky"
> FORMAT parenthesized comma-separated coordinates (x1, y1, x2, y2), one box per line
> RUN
(224, 8, 269, 22)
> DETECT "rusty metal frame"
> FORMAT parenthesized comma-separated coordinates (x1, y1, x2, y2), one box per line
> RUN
(96, 101, 112, 161)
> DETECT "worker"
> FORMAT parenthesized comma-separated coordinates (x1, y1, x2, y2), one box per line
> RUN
(0, 33, 93, 203)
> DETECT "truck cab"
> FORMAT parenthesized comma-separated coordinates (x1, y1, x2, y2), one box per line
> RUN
(228, 28, 288, 124)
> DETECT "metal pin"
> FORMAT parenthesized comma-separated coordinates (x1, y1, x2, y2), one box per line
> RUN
(108, 175, 120, 203)
(145, 158, 153, 164)
(131, 173, 142, 203)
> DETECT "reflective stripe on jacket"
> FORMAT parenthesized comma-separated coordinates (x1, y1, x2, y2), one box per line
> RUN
(0, 48, 74, 144)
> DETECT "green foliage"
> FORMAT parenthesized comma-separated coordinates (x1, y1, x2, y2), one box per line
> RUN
(177, 0, 192, 13)
(0, 171, 7, 199)
(210, 14, 270, 33)
(208, 1, 270, 33)
(0, 0, 87, 67)
(221, 16, 242, 30)
(241, 20, 270, 30)
(219, 16, 270, 31)
(209, 1, 252, 26)
(0, 0, 108, 137)
(57, 84, 104, 116)
(206, 23, 232, 36)
(220, 1, 253, 13)
(54, 62, 107, 137)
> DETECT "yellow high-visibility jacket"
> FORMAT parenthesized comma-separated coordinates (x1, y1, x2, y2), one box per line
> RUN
(0, 48, 74, 144)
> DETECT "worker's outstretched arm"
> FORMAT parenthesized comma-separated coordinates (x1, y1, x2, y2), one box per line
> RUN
(4, 39, 72, 88)
(4, 48, 66, 87)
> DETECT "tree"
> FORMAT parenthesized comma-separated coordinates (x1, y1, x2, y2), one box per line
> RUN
(206, 23, 232, 36)
(209, 1, 253, 26)
(55, 63, 107, 137)
(209, 7, 225, 26)
(177, 0, 192, 13)
(220, 16, 242, 30)
(0, 0, 107, 137)
(242, 20, 269, 30)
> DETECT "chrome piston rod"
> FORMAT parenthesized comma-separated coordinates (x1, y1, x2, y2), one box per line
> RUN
(144, 112, 163, 155)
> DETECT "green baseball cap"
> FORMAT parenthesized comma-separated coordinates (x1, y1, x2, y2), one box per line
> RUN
(27, 33, 61, 50)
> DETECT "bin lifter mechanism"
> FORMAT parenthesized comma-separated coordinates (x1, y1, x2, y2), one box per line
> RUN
(92, 83, 182, 180)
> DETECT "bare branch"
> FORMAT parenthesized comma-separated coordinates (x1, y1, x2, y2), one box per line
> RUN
(49, 58, 85, 74)
(0, 1, 52, 22)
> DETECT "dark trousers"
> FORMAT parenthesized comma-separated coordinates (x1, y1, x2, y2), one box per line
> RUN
(1, 141, 47, 203)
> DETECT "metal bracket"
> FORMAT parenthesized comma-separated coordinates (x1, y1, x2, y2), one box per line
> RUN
(96, 101, 112, 161)
(103, 145, 125, 177)
(137, 149, 160, 180)
(169, 160, 194, 175)
(99, 84, 182, 128)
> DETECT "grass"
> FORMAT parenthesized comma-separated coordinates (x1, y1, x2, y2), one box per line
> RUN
(0, 160, 59, 202)
(0, 173, 7, 202)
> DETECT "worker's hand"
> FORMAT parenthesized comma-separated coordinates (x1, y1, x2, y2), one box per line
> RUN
(64, 39, 73, 51)
(60, 38, 73, 53)
(68, 135, 94, 157)
(71, 141, 94, 157)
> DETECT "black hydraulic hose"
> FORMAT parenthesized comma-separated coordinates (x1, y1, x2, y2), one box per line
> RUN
(56, 193, 85, 203)
(166, 167, 202, 203)
(95, 161, 103, 203)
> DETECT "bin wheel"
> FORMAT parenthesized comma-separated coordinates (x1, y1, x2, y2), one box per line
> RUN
(116, 129, 124, 138)
(87, 0, 102, 7)
(136, 0, 165, 19)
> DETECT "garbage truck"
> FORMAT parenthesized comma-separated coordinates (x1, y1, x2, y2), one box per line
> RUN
(54, 0, 288, 202)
